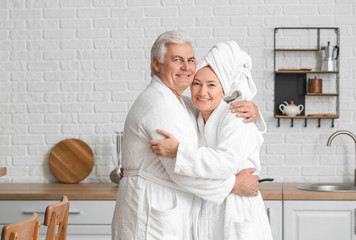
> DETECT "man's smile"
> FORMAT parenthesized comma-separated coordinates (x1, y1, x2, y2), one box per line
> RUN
(176, 74, 191, 77)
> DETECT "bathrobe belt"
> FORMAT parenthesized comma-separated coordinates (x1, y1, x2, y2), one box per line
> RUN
(123, 169, 185, 192)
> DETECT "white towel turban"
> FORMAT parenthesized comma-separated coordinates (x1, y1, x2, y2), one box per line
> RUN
(196, 41, 257, 103)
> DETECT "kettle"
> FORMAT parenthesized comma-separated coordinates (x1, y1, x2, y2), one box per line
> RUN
(279, 101, 304, 117)
(321, 42, 339, 71)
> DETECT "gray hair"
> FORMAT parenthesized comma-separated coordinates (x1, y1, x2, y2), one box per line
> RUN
(150, 30, 194, 77)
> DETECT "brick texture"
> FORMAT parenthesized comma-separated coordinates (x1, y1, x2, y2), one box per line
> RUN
(1, 1, 355, 183)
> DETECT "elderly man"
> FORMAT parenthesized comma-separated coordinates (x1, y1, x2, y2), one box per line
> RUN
(111, 30, 264, 240)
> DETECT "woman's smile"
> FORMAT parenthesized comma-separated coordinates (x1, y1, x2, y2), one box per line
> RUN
(196, 97, 210, 101)
(191, 66, 225, 122)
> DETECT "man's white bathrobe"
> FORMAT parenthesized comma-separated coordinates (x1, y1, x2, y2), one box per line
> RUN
(174, 100, 273, 240)
(111, 76, 236, 240)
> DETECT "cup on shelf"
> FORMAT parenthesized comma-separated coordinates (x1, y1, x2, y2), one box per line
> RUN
(308, 76, 322, 94)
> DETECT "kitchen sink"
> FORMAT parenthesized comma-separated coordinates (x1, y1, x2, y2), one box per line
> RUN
(297, 183, 356, 192)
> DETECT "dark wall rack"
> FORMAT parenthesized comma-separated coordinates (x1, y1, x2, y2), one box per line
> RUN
(273, 27, 340, 128)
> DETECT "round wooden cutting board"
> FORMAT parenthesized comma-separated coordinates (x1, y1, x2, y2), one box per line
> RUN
(49, 139, 94, 183)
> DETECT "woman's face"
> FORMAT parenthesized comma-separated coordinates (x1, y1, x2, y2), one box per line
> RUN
(191, 66, 224, 121)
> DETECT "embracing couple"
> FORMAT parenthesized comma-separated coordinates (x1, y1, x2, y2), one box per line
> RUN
(112, 30, 273, 240)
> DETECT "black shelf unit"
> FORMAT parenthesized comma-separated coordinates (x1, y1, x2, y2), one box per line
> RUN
(274, 27, 340, 128)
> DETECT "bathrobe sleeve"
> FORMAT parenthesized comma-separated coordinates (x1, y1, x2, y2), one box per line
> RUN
(141, 99, 235, 204)
(147, 128, 236, 204)
(161, 156, 236, 204)
(256, 110, 267, 134)
(174, 111, 263, 180)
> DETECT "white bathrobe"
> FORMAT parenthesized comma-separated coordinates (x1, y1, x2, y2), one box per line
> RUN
(174, 40, 273, 239)
(175, 100, 273, 240)
(111, 76, 236, 240)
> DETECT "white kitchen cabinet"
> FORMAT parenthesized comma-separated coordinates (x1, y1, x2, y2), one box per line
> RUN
(0, 200, 116, 240)
(284, 200, 356, 240)
(264, 200, 283, 240)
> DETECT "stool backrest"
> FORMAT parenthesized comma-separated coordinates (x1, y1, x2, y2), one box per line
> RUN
(1, 213, 40, 240)
(43, 195, 69, 240)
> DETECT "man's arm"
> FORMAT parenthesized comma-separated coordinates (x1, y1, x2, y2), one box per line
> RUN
(152, 115, 263, 180)
(231, 168, 260, 195)
(148, 128, 256, 204)
(230, 100, 258, 123)
(230, 100, 267, 133)
(149, 129, 259, 197)
(120, 167, 259, 197)
(149, 119, 262, 197)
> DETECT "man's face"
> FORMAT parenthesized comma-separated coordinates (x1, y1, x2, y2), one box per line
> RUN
(153, 43, 196, 95)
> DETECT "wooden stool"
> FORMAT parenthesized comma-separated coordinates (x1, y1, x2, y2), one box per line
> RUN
(43, 196, 69, 240)
(1, 213, 40, 240)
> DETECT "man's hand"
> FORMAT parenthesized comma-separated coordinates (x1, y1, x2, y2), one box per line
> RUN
(230, 100, 259, 123)
(231, 168, 260, 196)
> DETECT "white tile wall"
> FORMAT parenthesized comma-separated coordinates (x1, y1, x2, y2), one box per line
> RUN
(0, 0, 355, 183)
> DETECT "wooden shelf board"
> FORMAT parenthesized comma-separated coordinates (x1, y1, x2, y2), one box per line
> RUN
(275, 48, 319, 51)
(276, 70, 339, 74)
(306, 93, 339, 96)
(275, 114, 339, 119)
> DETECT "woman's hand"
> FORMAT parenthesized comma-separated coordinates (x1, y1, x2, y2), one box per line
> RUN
(149, 129, 179, 158)
(230, 100, 259, 123)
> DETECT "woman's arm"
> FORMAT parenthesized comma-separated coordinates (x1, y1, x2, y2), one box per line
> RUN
(175, 119, 262, 179)
(149, 129, 260, 196)
(150, 117, 263, 180)
(149, 129, 179, 158)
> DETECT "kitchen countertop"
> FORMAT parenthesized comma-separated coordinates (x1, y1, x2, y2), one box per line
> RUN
(1, 183, 356, 201)
(283, 183, 356, 200)
(0, 183, 118, 200)
(259, 182, 283, 200)
(0, 183, 281, 200)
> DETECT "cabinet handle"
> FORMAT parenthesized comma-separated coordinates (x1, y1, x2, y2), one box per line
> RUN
(22, 210, 82, 215)
(266, 208, 271, 223)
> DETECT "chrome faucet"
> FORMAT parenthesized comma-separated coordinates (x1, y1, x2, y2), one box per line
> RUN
(327, 130, 356, 186)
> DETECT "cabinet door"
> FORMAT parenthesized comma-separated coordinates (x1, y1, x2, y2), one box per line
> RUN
(43, 225, 111, 240)
(284, 200, 356, 240)
(264, 200, 283, 240)
(0, 200, 116, 240)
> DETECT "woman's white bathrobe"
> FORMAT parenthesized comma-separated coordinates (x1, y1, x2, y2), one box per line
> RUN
(111, 76, 236, 240)
(175, 100, 273, 240)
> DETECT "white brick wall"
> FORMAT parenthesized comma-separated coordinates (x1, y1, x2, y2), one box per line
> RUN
(1, 1, 355, 183)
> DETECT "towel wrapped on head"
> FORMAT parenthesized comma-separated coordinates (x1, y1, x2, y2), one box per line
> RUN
(197, 41, 257, 103)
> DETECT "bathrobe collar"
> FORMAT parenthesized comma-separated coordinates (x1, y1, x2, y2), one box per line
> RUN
(151, 75, 188, 109)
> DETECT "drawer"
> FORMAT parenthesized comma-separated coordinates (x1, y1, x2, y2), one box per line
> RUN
(0, 200, 116, 225)
(0, 225, 111, 240)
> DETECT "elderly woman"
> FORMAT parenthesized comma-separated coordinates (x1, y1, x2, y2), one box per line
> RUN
(150, 41, 273, 239)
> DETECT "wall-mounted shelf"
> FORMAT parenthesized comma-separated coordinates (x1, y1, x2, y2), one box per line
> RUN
(274, 27, 340, 128)
(306, 93, 338, 96)
(275, 48, 319, 51)
(275, 115, 339, 128)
